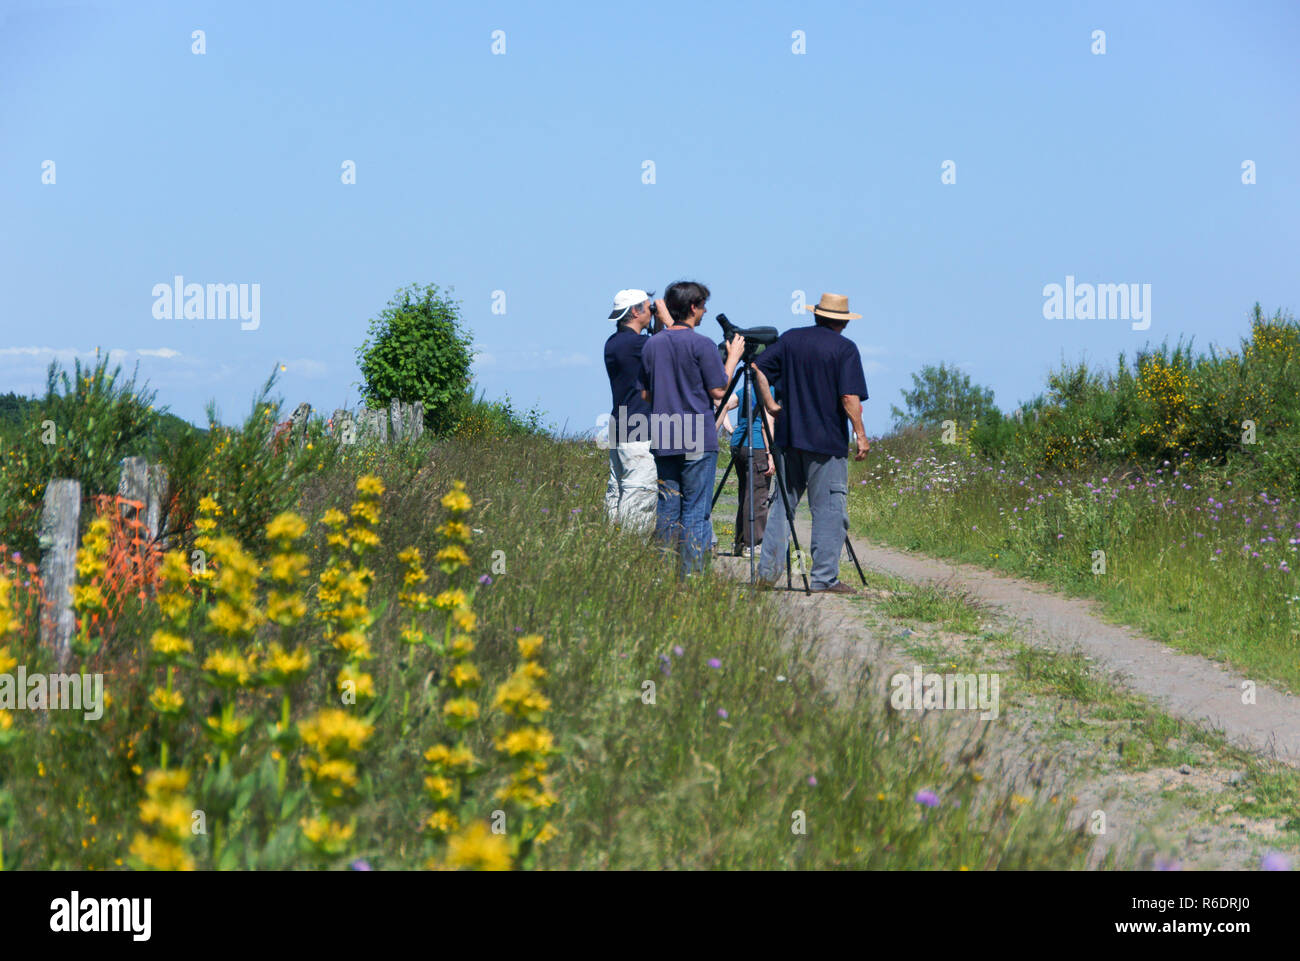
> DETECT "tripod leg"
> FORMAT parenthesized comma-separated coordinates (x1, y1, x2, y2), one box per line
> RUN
(844, 532, 868, 586)
(763, 431, 810, 596)
(710, 455, 736, 514)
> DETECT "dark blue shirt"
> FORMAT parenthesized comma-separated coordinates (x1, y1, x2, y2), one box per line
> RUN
(753, 324, 869, 457)
(604, 325, 653, 423)
(637, 326, 728, 455)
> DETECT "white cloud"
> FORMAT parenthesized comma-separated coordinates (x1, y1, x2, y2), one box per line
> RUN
(281, 358, 328, 378)
(0, 346, 81, 358)
(473, 349, 592, 372)
(0, 346, 184, 361)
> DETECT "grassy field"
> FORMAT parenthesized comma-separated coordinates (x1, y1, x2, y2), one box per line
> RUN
(0, 430, 1097, 870)
(847, 433, 1300, 692)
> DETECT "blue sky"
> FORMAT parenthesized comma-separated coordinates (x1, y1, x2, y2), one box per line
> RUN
(2, 0, 1297, 436)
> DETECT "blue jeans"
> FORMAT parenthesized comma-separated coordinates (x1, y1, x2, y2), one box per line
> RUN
(654, 451, 718, 576)
(758, 448, 849, 589)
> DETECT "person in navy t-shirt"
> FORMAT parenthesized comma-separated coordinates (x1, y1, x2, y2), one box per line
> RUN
(637, 280, 744, 577)
(752, 293, 869, 594)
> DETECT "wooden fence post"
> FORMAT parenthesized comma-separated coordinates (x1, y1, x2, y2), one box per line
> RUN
(331, 408, 356, 446)
(146, 463, 170, 547)
(390, 398, 405, 443)
(38, 479, 81, 665)
(290, 402, 312, 448)
(358, 408, 387, 445)
(410, 401, 424, 441)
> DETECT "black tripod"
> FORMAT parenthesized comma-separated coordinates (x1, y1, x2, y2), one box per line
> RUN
(711, 355, 869, 593)
(710, 353, 808, 591)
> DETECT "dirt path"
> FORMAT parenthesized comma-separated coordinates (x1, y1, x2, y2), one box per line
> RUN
(708, 477, 1300, 868)
(845, 534, 1300, 766)
(743, 508, 1300, 767)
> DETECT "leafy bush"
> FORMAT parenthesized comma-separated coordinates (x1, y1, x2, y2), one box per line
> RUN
(890, 361, 997, 430)
(973, 305, 1299, 485)
(0, 354, 159, 557)
(450, 390, 549, 442)
(356, 284, 475, 436)
(163, 371, 322, 557)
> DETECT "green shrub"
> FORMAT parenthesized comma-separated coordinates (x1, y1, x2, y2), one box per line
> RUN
(356, 284, 475, 435)
(171, 371, 322, 557)
(890, 361, 997, 431)
(0, 353, 159, 557)
(450, 390, 549, 442)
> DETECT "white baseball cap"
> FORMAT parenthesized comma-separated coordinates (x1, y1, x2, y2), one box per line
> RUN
(608, 288, 653, 322)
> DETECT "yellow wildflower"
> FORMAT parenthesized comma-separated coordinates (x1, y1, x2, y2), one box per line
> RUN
(443, 821, 510, 871)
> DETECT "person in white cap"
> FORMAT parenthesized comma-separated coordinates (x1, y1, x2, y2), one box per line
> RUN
(602, 289, 659, 532)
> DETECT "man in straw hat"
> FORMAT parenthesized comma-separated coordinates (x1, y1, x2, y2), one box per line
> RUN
(751, 293, 870, 594)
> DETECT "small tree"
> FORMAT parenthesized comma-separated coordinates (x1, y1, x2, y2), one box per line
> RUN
(891, 362, 997, 430)
(356, 284, 475, 434)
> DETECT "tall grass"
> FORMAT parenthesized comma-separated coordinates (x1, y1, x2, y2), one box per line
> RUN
(0, 432, 1091, 869)
(849, 440, 1300, 691)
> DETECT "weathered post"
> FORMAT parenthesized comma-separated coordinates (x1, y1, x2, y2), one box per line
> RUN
(410, 401, 425, 441)
(38, 479, 81, 665)
(146, 463, 170, 546)
(390, 398, 405, 443)
(358, 408, 387, 445)
(290, 402, 312, 448)
(118, 456, 148, 505)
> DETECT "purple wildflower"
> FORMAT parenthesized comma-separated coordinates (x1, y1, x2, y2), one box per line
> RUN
(914, 789, 940, 808)
(1261, 852, 1291, 871)
(707, 657, 722, 669)
(478, 574, 492, 586)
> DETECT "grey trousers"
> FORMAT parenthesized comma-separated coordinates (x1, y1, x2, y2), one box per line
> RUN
(757, 448, 848, 589)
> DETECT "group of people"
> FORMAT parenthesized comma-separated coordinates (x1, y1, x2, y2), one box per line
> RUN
(601, 280, 870, 593)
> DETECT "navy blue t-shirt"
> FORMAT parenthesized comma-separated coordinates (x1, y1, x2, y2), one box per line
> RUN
(637, 326, 728, 455)
(604, 325, 653, 425)
(753, 325, 869, 457)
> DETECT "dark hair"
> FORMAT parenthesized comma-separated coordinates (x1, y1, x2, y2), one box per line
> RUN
(664, 281, 710, 323)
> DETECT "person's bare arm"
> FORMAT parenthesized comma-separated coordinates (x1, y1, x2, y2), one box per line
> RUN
(754, 367, 780, 415)
(761, 407, 777, 474)
(653, 299, 673, 332)
(641, 389, 650, 403)
(843, 394, 869, 461)
(715, 393, 738, 431)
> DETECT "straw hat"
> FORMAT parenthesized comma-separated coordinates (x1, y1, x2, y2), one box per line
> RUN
(805, 293, 861, 321)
